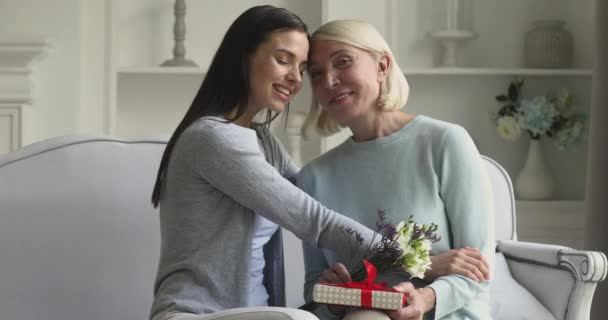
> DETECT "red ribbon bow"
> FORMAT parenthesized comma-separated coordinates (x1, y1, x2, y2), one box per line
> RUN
(326, 259, 406, 308)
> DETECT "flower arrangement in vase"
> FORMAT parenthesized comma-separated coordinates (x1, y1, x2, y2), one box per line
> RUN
(493, 78, 586, 199)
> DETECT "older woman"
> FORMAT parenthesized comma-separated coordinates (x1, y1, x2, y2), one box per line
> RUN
(299, 20, 495, 320)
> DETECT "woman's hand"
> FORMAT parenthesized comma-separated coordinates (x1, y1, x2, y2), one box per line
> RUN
(385, 282, 435, 320)
(317, 263, 353, 315)
(318, 262, 352, 284)
(426, 247, 490, 282)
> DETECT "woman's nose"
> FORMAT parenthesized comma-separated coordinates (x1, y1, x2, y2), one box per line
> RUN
(286, 67, 302, 84)
(323, 71, 340, 89)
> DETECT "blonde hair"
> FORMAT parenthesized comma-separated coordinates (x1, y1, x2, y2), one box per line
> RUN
(302, 19, 410, 138)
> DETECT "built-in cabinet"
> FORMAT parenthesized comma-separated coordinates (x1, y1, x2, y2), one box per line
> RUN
(108, 0, 593, 229)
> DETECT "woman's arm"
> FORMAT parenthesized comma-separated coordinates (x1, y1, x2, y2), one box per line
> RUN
(427, 247, 490, 283)
(426, 125, 495, 318)
(302, 242, 331, 303)
(188, 121, 377, 254)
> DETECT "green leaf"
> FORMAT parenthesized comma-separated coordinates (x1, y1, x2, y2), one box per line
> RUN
(495, 95, 509, 102)
(508, 83, 519, 101)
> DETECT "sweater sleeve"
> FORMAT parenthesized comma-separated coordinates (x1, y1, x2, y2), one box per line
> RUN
(302, 242, 330, 303)
(263, 128, 300, 183)
(427, 125, 496, 319)
(189, 122, 377, 254)
(297, 165, 331, 303)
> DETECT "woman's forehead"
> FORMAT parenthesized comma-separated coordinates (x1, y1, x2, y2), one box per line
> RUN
(309, 40, 360, 63)
(261, 30, 309, 57)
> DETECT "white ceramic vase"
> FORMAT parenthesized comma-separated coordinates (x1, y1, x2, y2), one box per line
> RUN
(515, 139, 554, 200)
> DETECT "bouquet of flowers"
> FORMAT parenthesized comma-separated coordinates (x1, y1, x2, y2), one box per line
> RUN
(343, 210, 441, 281)
(305, 211, 440, 311)
(493, 78, 586, 151)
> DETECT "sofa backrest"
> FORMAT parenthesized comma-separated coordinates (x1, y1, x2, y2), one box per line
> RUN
(482, 155, 517, 242)
(0, 135, 517, 319)
(0, 135, 165, 320)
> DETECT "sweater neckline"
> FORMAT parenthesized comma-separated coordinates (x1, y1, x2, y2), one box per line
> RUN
(344, 115, 424, 148)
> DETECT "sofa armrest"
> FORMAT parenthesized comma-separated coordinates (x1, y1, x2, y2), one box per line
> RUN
(497, 240, 607, 320)
(193, 307, 319, 320)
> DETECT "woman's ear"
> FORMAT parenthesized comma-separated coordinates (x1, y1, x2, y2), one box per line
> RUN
(377, 53, 390, 82)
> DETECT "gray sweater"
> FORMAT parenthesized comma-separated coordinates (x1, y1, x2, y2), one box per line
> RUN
(150, 117, 377, 317)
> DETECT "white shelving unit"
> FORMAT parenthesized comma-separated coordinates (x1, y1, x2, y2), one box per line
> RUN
(104, 0, 594, 198)
(103, 0, 595, 307)
(105, 2, 595, 196)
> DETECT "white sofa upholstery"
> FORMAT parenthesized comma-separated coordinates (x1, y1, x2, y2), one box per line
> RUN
(0, 135, 165, 320)
(484, 156, 607, 320)
(0, 135, 606, 320)
(0, 135, 311, 320)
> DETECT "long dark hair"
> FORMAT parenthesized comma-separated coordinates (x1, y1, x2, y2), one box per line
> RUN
(151, 5, 308, 207)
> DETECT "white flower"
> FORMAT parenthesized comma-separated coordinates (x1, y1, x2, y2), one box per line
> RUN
(420, 239, 432, 252)
(496, 116, 522, 142)
(397, 235, 409, 251)
(394, 221, 405, 235)
(406, 255, 431, 279)
(393, 216, 440, 280)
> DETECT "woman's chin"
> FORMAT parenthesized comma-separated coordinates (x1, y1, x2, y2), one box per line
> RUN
(267, 103, 288, 113)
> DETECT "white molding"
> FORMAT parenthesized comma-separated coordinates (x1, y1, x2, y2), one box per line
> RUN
(402, 67, 592, 77)
(386, 0, 398, 52)
(0, 38, 50, 69)
(79, 0, 108, 134)
(0, 38, 50, 105)
(105, 0, 119, 135)
(321, 0, 329, 23)
(0, 104, 22, 152)
(117, 66, 204, 75)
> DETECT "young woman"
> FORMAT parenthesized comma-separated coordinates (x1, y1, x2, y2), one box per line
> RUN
(150, 7, 383, 320)
(299, 20, 495, 320)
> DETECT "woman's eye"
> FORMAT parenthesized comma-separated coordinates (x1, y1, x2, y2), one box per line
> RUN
(277, 58, 288, 65)
(336, 58, 350, 67)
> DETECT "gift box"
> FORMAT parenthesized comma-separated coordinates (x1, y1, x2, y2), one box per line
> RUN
(312, 260, 407, 310)
(312, 283, 406, 310)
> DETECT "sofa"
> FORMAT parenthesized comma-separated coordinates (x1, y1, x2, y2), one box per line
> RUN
(0, 135, 605, 320)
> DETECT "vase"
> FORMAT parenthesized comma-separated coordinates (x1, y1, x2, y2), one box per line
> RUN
(524, 20, 573, 68)
(515, 139, 554, 200)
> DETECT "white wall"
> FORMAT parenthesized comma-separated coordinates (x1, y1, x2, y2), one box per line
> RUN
(0, 0, 83, 145)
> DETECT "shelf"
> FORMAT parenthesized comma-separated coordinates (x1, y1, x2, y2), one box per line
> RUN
(117, 67, 205, 76)
(402, 68, 592, 77)
(116, 67, 592, 78)
(516, 200, 585, 208)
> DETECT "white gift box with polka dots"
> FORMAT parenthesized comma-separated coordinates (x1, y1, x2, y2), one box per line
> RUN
(312, 283, 405, 310)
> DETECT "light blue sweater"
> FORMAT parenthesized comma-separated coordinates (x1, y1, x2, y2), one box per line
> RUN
(298, 116, 495, 320)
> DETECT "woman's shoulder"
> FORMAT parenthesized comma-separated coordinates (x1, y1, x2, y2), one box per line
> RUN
(183, 117, 256, 141)
(415, 115, 464, 134)
(173, 117, 259, 158)
(414, 116, 471, 144)
(300, 136, 352, 173)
